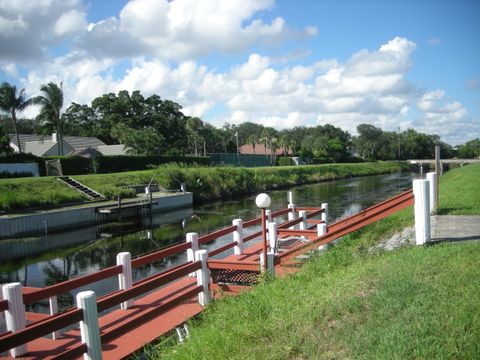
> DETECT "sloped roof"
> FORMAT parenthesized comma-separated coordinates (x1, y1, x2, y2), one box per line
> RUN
(9, 134, 106, 151)
(70, 147, 103, 158)
(97, 144, 128, 156)
(23, 140, 57, 156)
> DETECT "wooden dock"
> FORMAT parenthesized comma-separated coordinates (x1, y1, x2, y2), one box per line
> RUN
(0, 190, 415, 359)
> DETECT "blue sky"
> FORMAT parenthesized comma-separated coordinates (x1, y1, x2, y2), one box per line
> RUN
(0, 0, 479, 145)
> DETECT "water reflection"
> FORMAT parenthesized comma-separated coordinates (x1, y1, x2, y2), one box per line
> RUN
(0, 172, 418, 311)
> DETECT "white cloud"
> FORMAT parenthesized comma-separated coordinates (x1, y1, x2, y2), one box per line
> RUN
(414, 90, 478, 144)
(79, 0, 313, 61)
(54, 9, 86, 36)
(0, 0, 85, 61)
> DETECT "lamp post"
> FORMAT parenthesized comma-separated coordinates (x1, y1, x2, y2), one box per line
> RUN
(255, 193, 271, 270)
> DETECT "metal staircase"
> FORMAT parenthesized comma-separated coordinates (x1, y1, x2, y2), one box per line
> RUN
(57, 176, 105, 200)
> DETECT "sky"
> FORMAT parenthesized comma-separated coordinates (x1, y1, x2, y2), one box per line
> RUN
(0, 0, 479, 146)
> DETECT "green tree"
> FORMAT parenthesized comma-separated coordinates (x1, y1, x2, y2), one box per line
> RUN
(33, 82, 65, 155)
(246, 134, 258, 155)
(0, 82, 33, 153)
(112, 124, 165, 155)
(0, 125, 12, 155)
(456, 138, 480, 158)
(353, 124, 384, 161)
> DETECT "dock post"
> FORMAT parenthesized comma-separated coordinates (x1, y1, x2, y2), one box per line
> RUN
(267, 251, 276, 275)
(268, 221, 278, 252)
(116, 252, 133, 309)
(265, 209, 272, 242)
(299, 210, 307, 230)
(2, 282, 27, 357)
(195, 250, 212, 306)
(413, 179, 431, 245)
(288, 191, 294, 205)
(426, 172, 437, 213)
(187, 232, 199, 277)
(321, 203, 329, 226)
(288, 203, 296, 229)
(49, 296, 59, 339)
(317, 223, 328, 251)
(77, 291, 102, 360)
(233, 219, 244, 255)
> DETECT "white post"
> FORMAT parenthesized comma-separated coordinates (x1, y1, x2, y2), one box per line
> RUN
(233, 219, 244, 255)
(299, 210, 307, 230)
(413, 179, 431, 245)
(186, 232, 199, 277)
(265, 209, 272, 243)
(317, 223, 328, 251)
(267, 251, 275, 275)
(266, 209, 272, 223)
(76, 291, 102, 360)
(116, 252, 133, 309)
(426, 172, 437, 213)
(195, 250, 211, 306)
(268, 222, 278, 252)
(288, 191, 294, 205)
(288, 203, 296, 229)
(321, 203, 329, 226)
(49, 296, 59, 339)
(3, 283, 27, 357)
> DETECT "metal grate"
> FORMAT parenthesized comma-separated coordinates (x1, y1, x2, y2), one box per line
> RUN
(278, 236, 308, 249)
(211, 269, 260, 285)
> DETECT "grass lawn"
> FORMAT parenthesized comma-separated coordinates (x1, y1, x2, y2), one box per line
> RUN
(147, 164, 480, 359)
(437, 164, 480, 215)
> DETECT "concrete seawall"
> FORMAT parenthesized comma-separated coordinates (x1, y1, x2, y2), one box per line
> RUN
(0, 193, 192, 239)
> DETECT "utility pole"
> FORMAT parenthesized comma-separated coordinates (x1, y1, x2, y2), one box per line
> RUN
(397, 127, 401, 160)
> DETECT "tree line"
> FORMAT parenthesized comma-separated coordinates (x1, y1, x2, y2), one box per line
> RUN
(1, 82, 479, 160)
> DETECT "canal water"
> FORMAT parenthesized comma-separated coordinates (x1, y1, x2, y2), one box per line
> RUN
(0, 172, 418, 313)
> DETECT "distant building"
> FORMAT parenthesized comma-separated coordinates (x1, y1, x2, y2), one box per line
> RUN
(240, 143, 292, 156)
(9, 133, 128, 157)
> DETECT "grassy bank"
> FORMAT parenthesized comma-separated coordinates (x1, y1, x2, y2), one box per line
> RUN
(437, 163, 480, 214)
(0, 161, 409, 212)
(147, 165, 480, 359)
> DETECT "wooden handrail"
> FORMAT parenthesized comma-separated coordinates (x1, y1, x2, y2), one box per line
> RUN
(23, 265, 123, 305)
(278, 190, 414, 262)
(208, 241, 237, 257)
(98, 261, 201, 313)
(132, 241, 191, 268)
(208, 259, 260, 271)
(199, 225, 237, 245)
(0, 308, 83, 354)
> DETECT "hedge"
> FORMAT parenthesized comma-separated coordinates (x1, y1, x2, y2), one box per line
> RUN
(43, 156, 93, 175)
(92, 155, 211, 174)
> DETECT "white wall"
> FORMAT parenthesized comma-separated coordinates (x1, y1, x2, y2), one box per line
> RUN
(0, 163, 39, 177)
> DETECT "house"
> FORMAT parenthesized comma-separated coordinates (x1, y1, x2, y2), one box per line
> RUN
(9, 133, 128, 157)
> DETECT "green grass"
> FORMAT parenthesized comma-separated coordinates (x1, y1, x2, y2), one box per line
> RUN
(146, 164, 480, 359)
(437, 164, 480, 215)
(0, 161, 409, 212)
(0, 176, 85, 211)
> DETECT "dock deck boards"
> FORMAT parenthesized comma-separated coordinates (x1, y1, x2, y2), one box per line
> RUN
(1, 278, 202, 360)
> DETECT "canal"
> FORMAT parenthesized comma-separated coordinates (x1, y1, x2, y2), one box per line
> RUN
(0, 172, 418, 313)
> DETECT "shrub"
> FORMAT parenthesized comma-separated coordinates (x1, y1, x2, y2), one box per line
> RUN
(277, 157, 293, 166)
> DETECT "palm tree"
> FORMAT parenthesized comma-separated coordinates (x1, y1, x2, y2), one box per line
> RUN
(0, 82, 33, 153)
(33, 82, 65, 155)
(186, 117, 203, 156)
(247, 134, 258, 155)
